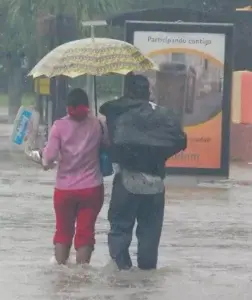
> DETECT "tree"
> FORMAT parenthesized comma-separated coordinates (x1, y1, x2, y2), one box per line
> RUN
(4, 0, 247, 121)
(2, 0, 126, 121)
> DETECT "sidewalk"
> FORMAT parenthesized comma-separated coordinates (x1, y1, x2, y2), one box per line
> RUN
(163, 163, 252, 188)
(222, 163, 252, 185)
(0, 123, 12, 137)
(0, 107, 8, 124)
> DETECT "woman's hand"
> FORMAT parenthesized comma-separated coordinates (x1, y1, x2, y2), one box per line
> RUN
(42, 165, 51, 171)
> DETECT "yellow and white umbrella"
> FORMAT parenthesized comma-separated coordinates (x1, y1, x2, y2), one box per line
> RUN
(236, 5, 252, 11)
(28, 38, 159, 78)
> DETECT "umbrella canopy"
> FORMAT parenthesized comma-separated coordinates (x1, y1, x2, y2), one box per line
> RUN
(236, 5, 252, 11)
(28, 38, 158, 78)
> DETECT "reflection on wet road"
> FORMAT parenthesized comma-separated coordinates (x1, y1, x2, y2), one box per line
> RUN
(1, 154, 252, 299)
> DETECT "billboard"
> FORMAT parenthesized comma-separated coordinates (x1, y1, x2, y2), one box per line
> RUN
(125, 22, 233, 176)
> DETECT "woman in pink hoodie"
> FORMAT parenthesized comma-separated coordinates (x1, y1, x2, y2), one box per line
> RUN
(42, 88, 108, 265)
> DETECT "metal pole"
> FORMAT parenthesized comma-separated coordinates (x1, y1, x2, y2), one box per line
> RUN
(94, 75, 98, 116)
(86, 75, 95, 113)
(87, 25, 95, 113)
(47, 99, 53, 131)
(91, 25, 95, 40)
(82, 21, 107, 114)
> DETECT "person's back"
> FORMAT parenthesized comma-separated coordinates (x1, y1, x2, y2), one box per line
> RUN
(52, 114, 102, 190)
(100, 74, 167, 271)
(102, 74, 186, 270)
(42, 88, 107, 265)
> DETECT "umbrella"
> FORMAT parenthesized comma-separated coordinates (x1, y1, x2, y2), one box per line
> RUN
(28, 38, 158, 78)
(236, 5, 252, 11)
(28, 37, 158, 115)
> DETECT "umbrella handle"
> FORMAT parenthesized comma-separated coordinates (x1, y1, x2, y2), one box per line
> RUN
(94, 75, 98, 116)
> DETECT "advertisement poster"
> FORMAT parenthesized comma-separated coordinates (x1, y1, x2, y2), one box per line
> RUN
(133, 31, 226, 169)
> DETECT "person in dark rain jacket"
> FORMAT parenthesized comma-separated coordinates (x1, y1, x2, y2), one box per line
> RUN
(100, 74, 186, 270)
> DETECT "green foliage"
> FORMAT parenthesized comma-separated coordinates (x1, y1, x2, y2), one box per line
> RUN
(1, 0, 125, 56)
(1, 0, 248, 95)
(2, 0, 247, 59)
(0, 93, 34, 107)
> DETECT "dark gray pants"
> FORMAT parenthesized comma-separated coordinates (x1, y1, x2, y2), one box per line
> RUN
(108, 174, 165, 270)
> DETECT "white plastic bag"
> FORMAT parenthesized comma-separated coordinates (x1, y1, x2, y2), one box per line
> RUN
(9, 106, 45, 165)
(11, 106, 34, 146)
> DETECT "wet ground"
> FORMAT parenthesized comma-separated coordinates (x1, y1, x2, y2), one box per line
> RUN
(1, 132, 252, 299)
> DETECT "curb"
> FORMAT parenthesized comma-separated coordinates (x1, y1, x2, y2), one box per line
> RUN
(198, 178, 252, 187)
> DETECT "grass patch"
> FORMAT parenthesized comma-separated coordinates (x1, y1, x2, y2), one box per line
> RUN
(0, 93, 35, 107)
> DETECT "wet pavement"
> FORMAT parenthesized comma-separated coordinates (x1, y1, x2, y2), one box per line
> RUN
(1, 133, 252, 299)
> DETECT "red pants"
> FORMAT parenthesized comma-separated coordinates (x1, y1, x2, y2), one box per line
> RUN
(53, 185, 104, 250)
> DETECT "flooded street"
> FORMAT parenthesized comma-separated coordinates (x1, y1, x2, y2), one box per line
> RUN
(1, 141, 252, 299)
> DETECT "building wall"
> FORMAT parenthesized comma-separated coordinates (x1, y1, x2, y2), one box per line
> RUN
(230, 123, 252, 162)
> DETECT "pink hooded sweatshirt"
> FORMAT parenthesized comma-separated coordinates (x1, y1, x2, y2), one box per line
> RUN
(42, 114, 108, 190)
